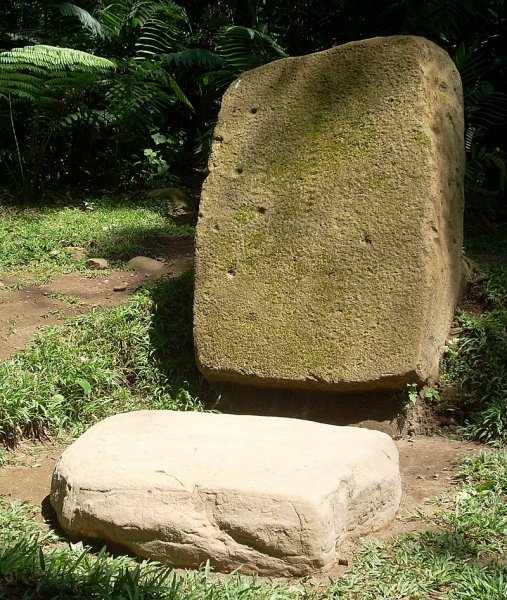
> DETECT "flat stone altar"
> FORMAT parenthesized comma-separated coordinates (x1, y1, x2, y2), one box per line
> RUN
(51, 411, 401, 575)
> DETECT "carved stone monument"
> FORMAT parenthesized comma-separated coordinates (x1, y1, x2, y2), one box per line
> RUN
(194, 36, 465, 393)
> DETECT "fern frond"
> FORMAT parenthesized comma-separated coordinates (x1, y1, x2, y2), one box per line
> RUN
(99, 0, 130, 37)
(98, 0, 189, 58)
(161, 49, 225, 70)
(454, 43, 495, 90)
(466, 83, 507, 127)
(57, 3, 107, 39)
(0, 45, 115, 105)
(134, 3, 190, 60)
(0, 45, 115, 71)
(135, 18, 176, 58)
(217, 26, 287, 72)
(105, 61, 192, 133)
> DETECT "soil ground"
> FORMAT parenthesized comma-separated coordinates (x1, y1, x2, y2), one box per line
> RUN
(0, 235, 193, 360)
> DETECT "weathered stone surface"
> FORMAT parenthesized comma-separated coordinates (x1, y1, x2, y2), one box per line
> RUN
(194, 36, 465, 392)
(126, 256, 165, 273)
(51, 410, 401, 575)
(86, 258, 109, 270)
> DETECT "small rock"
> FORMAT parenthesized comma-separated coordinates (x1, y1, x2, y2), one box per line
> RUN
(338, 558, 349, 566)
(127, 256, 165, 273)
(87, 258, 109, 270)
(49, 249, 59, 256)
(287, 585, 304, 595)
(113, 284, 127, 292)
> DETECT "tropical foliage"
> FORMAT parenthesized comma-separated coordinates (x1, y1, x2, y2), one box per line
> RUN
(0, 0, 505, 214)
(0, 0, 287, 199)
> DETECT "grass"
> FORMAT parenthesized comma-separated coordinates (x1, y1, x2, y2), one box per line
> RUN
(0, 194, 190, 285)
(440, 264, 507, 446)
(0, 271, 208, 447)
(0, 452, 506, 599)
(0, 197, 506, 597)
(0, 496, 298, 600)
(327, 451, 507, 599)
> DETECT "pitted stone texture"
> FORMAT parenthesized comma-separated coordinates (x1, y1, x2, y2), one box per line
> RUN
(50, 410, 401, 575)
(194, 36, 465, 392)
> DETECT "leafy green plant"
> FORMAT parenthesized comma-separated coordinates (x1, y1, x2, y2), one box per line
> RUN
(0, 1, 289, 195)
(441, 265, 507, 446)
(0, 272, 205, 447)
(406, 383, 418, 408)
(454, 42, 507, 205)
(0, 45, 115, 200)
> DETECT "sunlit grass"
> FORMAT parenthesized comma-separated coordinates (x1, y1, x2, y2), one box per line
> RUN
(0, 271, 206, 447)
(0, 195, 190, 285)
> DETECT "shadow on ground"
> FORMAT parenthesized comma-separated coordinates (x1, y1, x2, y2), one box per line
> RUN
(145, 271, 413, 433)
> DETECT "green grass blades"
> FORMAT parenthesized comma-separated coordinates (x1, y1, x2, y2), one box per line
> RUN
(0, 271, 205, 447)
(328, 534, 506, 599)
(0, 500, 297, 600)
(441, 265, 507, 446)
(329, 451, 507, 600)
(0, 195, 190, 284)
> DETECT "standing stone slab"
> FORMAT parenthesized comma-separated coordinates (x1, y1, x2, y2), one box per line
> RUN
(194, 36, 465, 392)
(51, 410, 401, 575)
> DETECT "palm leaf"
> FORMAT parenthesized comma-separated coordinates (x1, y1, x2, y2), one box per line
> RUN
(466, 84, 507, 127)
(134, 3, 190, 60)
(454, 43, 496, 89)
(218, 26, 287, 72)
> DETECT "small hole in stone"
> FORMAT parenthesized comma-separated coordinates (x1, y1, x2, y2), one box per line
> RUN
(250, 108, 258, 114)
(236, 167, 243, 174)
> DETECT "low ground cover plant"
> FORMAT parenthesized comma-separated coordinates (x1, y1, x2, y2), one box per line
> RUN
(441, 263, 507, 445)
(0, 271, 204, 447)
(0, 195, 189, 284)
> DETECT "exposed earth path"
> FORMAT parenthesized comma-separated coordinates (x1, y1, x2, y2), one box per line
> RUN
(0, 235, 193, 360)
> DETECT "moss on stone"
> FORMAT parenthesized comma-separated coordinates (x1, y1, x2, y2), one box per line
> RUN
(195, 36, 465, 392)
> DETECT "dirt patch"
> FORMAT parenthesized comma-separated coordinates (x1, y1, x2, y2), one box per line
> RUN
(0, 235, 193, 360)
(0, 434, 483, 569)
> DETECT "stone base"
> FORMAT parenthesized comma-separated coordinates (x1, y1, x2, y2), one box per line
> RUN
(51, 410, 401, 575)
